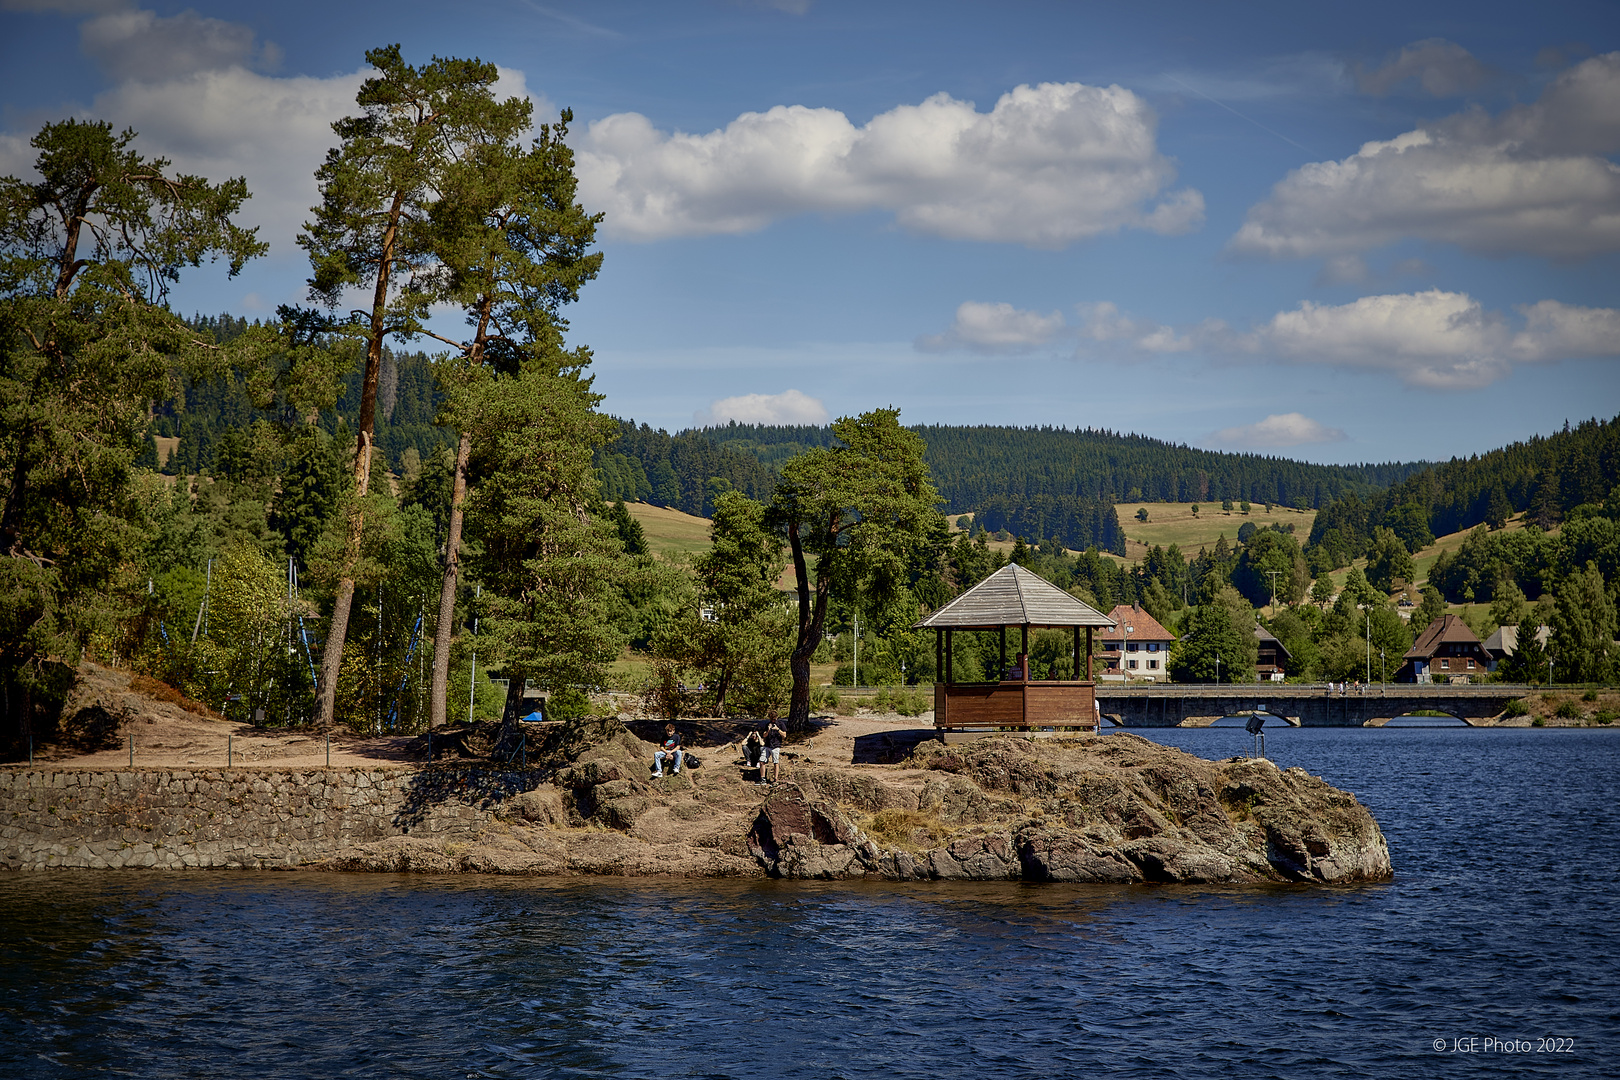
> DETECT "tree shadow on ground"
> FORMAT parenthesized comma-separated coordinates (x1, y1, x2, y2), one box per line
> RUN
(392, 763, 548, 831)
(852, 728, 939, 764)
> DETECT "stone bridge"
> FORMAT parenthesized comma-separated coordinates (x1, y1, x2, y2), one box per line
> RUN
(1094, 684, 1525, 727)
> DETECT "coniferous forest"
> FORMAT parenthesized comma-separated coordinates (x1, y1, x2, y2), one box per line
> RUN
(2, 45, 1618, 755)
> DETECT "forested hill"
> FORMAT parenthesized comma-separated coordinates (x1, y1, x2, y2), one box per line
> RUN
(698, 423, 1424, 509)
(1307, 413, 1620, 564)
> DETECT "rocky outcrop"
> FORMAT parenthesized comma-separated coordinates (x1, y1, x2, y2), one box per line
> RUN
(742, 735, 1390, 885)
(1, 726, 1390, 886)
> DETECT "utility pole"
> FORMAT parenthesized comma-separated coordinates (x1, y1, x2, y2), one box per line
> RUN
(853, 611, 860, 689)
(1366, 607, 1372, 685)
(468, 584, 480, 724)
(1265, 569, 1282, 613)
(1215, 653, 1221, 684)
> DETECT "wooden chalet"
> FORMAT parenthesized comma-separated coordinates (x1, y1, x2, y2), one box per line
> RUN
(913, 563, 1115, 739)
(1255, 625, 1291, 681)
(1397, 614, 1491, 683)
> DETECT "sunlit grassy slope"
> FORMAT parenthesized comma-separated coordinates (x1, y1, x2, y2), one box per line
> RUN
(624, 502, 714, 558)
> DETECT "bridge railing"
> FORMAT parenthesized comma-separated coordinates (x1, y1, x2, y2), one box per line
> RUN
(1094, 682, 1542, 696)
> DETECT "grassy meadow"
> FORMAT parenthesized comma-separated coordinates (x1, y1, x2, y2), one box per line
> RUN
(624, 502, 715, 558)
(1115, 502, 1318, 560)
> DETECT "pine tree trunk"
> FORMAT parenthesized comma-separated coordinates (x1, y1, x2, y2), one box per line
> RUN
(429, 431, 471, 727)
(785, 524, 828, 732)
(312, 195, 401, 729)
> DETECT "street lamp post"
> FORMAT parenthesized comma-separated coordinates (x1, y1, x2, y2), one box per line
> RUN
(1365, 607, 1372, 686)
(1215, 653, 1221, 685)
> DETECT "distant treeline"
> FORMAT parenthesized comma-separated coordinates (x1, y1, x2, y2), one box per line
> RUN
(150, 314, 454, 475)
(594, 420, 776, 518)
(1307, 415, 1620, 566)
(687, 421, 1421, 553)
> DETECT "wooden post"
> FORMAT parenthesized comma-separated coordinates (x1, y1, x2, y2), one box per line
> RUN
(1086, 627, 1093, 680)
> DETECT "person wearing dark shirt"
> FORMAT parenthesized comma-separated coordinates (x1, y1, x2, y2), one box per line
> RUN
(653, 723, 683, 777)
(760, 721, 784, 785)
(743, 728, 764, 779)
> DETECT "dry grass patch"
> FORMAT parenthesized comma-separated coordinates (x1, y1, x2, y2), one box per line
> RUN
(863, 808, 956, 851)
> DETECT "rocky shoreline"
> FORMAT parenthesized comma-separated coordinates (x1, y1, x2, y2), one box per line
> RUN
(310, 724, 1392, 885)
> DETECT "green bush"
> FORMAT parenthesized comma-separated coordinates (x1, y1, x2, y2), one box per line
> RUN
(1554, 700, 1580, 719)
(1502, 698, 1530, 717)
(872, 685, 932, 717)
(1531, 717, 1546, 727)
(546, 687, 593, 722)
(809, 685, 840, 712)
(1593, 709, 1616, 725)
(1582, 689, 1599, 702)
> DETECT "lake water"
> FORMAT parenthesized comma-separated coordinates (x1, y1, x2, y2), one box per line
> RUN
(2, 727, 1617, 1079)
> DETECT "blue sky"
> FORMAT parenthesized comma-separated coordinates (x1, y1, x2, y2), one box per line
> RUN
(2, 0, 1617, 465)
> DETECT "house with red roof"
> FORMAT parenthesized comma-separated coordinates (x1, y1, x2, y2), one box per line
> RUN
(1097, 603, 1176, 681)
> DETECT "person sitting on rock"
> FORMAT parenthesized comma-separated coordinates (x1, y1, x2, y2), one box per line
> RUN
(760, 721, 784, 785)
(742, 728, 764, 779)
(653, 723, 683, 777)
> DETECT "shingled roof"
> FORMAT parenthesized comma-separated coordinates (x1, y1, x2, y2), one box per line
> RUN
(1403, 613, 1485, 660)
(913, 563, 1116, 629)
(1097, 603, 1177, 643)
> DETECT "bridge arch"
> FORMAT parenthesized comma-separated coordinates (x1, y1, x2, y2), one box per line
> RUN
(1372, 710, 1474, 727)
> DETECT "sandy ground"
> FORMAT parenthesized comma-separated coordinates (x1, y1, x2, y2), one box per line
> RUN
(36, 663, 939, 771)
(62, 711, 938, 772)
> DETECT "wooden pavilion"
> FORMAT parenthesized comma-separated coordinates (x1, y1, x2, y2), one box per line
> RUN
(913, 563, 1116, 739)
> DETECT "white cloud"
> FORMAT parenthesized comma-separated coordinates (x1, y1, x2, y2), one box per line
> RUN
(1252, 291, 1513, 388)
(1354, 39, 1492, 97)
(575, 81, 1203, 247)
(1074, 301, 1193, 353)
(80, 6, 281, 82)
(1250, 290, 1620, 389)
(694, 389, 829, 426)
(1210, 413, 1347, 448)
(1512, 299, 1620, 358)
(1067, 290, 1620, 389)
(916, 301, 1066, 353)
(1230, 52, 1620, 260)
(1, 4, 555, 274)
(84, 66, 366, 253)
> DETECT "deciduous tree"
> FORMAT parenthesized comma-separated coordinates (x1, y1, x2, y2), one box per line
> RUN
(1550, 562, 1615, 683)
(767, 409, 940, 730)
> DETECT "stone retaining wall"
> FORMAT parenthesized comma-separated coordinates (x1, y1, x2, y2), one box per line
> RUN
(0, 765, 546, 870)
